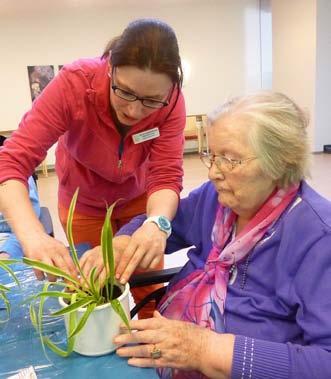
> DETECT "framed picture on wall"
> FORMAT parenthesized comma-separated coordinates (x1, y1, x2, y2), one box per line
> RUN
(27, 65, 54, 101)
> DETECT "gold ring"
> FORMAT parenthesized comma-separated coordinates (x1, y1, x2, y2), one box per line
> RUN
(150, 344, 162, 359)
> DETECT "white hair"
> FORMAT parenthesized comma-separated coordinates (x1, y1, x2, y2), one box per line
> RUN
(208, 91, 311, 188)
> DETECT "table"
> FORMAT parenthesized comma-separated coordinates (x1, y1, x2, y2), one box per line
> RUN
(0, 263, 158, 379)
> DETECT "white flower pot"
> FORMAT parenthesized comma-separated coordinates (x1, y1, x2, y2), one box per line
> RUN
(59, 283, 130, 356)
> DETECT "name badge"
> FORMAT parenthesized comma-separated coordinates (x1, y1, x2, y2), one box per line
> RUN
(132, 127, 160, 144)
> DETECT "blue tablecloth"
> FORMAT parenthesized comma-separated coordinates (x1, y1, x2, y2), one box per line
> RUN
(0, 262, 158, 379)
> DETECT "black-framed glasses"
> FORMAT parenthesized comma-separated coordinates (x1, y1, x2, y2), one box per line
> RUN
(110, 69, 170, 109)
(200, 152, 257, 172)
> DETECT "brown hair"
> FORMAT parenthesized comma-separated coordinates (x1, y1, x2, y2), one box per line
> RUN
(102, 18, 183, 88)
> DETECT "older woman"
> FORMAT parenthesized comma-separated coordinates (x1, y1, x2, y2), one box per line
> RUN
(113, 91, 331, 379)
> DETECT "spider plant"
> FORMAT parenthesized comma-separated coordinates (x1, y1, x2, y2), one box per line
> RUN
(23, 188, 130, 357)
(0, 258, 20, 323)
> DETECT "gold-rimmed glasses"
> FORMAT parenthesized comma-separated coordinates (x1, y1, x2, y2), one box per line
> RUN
(200, 152, 257, 172)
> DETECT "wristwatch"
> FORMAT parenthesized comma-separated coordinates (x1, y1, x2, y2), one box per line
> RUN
(143, 216, 172, 238)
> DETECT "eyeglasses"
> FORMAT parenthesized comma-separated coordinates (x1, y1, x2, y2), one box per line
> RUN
(200, 152, 257, 172)
(110, 69, 170, 109)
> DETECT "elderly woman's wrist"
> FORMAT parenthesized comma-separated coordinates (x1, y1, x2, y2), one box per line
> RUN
(199, 332, 234, 379)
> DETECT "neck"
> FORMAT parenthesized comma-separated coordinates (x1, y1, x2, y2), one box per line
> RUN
(110, 105, 130, 135)
(235, 217, 250, 235)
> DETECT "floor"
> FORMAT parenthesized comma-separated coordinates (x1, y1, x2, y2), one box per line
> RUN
(37, 152, 331, 268)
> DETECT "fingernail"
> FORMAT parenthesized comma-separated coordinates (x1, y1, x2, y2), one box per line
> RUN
(120, 278, 126, 284)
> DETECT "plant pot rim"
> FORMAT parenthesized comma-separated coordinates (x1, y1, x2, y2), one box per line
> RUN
(58, 282, 130, 312)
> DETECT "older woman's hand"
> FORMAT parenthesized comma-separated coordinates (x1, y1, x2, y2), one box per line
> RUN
(114, 311, 234, 379)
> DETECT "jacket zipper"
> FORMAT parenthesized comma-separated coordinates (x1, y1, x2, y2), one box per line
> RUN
(118, 137, 124, 168)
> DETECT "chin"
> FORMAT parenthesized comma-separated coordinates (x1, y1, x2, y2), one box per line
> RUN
(118, 115, 139, 126)
(217, 192, 236, 209)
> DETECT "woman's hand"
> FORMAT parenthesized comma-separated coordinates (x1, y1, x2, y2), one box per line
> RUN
(114, 311, 207, 371)
(115, 223, 167, 284)
(22, 231, 77, 281)
(79, 235, 131, 284)
(114, 311, 234, 378)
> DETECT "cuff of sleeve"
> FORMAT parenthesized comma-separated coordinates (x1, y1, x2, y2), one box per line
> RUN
(115, 214, 147, 237)
(231, 335, 289, 379)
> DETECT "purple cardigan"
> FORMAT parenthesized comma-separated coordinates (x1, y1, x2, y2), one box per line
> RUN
(118, 181, 331, 379)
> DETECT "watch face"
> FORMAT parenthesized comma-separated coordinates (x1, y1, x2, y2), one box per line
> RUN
(158, 216, 171, 231)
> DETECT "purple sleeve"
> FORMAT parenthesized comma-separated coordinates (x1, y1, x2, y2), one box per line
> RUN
(232, 336, 331, 379)
(115, 214, 147, 236)
(232, 234, 331, 379)
(232, 336, 289, 379)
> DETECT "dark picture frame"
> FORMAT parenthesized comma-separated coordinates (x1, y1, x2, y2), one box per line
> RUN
(27, 65, 55, 101)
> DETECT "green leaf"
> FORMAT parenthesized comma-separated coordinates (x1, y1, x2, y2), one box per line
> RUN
(0, 259, 20, 288)
(0, 291, 10, 323)
(66, 295, 77, 354)
(36, 282, 53, 359)
(68, 302, 97, 339)
(88, 267, 101, 300)
(66, 188, 79, 267)
(101, 202, 116, 301)
(0, 284, 9, 292)
(40, 295, 77, 357)
(111, 299, 131, 331)
(42, 336, 73, 357)
(50, 296, 94, 317)
(50, 281, 91, 298)
(29, 301, 38, 330)
(66, 188, 87, 284)
(0, 259, 20, 265)
(23, 257, 80, 287)
(34, 291, 75, 299)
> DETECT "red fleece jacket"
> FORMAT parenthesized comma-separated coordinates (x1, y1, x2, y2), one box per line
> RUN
(0, 57, 186, 216)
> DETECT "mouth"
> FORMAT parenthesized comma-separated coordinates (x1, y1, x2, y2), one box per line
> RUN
(121, 113, 139, 123)
(217, 187, 231, 193)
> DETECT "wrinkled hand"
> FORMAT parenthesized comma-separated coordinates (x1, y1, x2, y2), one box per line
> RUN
(79, 235, 131, 285)
(22, 232, 77, 281)
(114, 311, 209, 372)
(115, 223, 167, 284)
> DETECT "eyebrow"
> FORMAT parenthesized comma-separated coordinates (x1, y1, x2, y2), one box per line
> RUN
(115, 77, 166, 100)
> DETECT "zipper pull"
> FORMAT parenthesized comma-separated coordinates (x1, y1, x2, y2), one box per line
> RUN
(118, 137, 124, 169)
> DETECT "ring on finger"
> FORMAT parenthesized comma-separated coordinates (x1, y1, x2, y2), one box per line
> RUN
(150, 344, 162, 359)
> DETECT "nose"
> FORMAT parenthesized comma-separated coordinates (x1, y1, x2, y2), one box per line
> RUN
(208, 162, 225, 181)
(126, 101, 145, 120)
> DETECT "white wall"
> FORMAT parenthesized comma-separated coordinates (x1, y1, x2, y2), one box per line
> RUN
(315, 0, 331, 150)
(260, 0, 273, 88)
(272, 0, 331, 151)
(272, 0, 317, 147)
(0, 0, 264, 164)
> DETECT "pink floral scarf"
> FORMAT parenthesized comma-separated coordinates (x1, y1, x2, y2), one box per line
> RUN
(157, 184, 299, 379)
